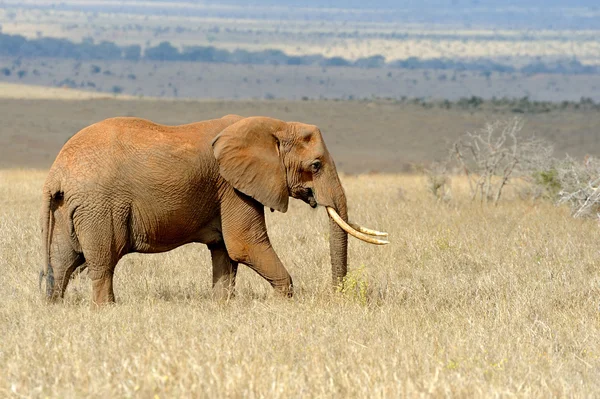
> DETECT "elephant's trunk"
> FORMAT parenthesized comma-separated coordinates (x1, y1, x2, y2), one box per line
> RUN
(328, 185, 348, 286)
(323, 179, 389, 286)
(315, 159, 388, 286)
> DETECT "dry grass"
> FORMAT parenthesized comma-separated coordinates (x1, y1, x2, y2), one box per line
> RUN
(0, 82, 141, 100)
(1, 169, 600, 397)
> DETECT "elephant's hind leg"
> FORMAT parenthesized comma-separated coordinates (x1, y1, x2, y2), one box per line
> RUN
(209, 243, 238, 300)
(90, 272, 116, 305)
(76, 213, 126, 306)
(82, 246, 120, 306)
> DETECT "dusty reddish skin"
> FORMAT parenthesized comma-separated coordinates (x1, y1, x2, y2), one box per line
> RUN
(41, 115, 348, 305)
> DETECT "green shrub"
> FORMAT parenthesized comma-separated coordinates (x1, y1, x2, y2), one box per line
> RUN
(532, 168, 561, 199)
(337, 266, 369, 306)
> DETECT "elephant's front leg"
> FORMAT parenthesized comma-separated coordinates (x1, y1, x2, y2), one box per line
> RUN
(240, 243, 293, 297)
(209, 243, 238, 300)
(221, 191, 293, 297)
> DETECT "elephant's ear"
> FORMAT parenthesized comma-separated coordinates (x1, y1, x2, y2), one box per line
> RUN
(212, 117, 289, 213)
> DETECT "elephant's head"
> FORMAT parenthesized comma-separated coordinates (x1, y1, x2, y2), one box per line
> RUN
(212, 116, 388, 285)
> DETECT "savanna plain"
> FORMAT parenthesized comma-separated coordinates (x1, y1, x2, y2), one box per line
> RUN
(1, 95, 600, 397)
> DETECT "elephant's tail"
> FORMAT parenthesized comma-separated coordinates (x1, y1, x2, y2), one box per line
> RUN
(40, 188, 59, 296)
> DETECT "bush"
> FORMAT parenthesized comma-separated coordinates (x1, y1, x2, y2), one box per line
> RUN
(320, 56, 350, 67)
(532, 168, 562, 199)
(145, 42, 180, 61)
(337, 266, 369, 306)
(457, 96, 484, 109)
(354, 55, 386, 69)
(451, 117, 553, 204)
(123, 44, 141, 61)
(542, 156, 600, 218)
(424, 162, 451, 202)
(56, 78, 78, 88)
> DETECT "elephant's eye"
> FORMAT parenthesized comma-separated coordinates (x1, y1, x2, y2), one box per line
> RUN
(310, 160, 322, 173)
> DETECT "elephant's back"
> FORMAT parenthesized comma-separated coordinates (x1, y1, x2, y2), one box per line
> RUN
(57, 115, 243, 161)
(51, 116, 239, 179)
(61, 117, 207, 155)
(47, 116, 237, 203)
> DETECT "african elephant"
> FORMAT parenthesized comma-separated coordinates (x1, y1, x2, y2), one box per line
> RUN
(40, 114, 388, 305)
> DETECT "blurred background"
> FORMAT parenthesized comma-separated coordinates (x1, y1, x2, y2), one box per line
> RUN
(1, 1, 600, 173)
(0, 0, 599, 101)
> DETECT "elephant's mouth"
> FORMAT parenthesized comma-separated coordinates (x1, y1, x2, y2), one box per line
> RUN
(297, 187, 318, 208)
(305, 188, 318, 208)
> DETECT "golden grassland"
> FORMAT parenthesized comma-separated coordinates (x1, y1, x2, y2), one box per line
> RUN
(1, 169, 600, 397)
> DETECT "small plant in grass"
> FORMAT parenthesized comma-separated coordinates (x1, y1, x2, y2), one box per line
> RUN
(532, 168, 562, 199)
(425, 162, 451, 202)
(337, 266, 369, 306)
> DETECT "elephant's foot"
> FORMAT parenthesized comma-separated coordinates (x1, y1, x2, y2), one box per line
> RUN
(45, 270, 73, 303)
(212, 272, 236, 301)
(46, 291, 63, 304)
(210, 244, 238, 301)
(46, 285, 67, 303)
(212, 283, 236, 302)
(273, 277, 294, 298)
(91, 273, 115, 306)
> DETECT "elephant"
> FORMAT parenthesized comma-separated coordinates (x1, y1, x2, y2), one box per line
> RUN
(40, 114, 388, 305)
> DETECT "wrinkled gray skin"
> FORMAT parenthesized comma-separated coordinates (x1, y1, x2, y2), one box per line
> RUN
(41, 115, 348, 305)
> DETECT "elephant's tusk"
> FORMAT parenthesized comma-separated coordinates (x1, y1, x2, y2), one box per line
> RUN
(348, 222, 388, 237)
(326, 207, 389, 245)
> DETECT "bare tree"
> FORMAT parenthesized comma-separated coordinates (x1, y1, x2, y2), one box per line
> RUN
(555, 155, 600, 218)
(452, 117, 552, 204)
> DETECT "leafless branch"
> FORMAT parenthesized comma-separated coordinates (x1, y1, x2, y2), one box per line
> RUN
(451, 117, 552, 204)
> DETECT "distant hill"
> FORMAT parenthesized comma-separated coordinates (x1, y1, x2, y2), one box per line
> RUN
(209, 0, 598, 7)
(10, 0, 599, 28)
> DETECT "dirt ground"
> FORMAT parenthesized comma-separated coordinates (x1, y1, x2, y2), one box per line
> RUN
(1, 97, 599, 173)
